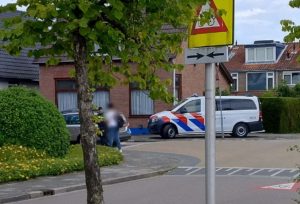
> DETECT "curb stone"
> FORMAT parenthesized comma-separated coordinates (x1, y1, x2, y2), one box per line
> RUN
(0, 167, 175, 203)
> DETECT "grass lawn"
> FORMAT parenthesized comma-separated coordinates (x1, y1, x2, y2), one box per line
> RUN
(0, 144, 123, 183)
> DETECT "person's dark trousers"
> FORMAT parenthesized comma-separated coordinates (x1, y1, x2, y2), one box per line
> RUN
(107, 127, 121, 150)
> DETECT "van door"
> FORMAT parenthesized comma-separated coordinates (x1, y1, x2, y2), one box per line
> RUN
(216, 99, 232, 132)
(176, 99, 205, 134)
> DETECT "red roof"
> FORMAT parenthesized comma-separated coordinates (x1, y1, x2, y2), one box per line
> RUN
(223, 43, 300, 72)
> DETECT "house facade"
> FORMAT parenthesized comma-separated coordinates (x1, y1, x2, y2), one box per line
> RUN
(223, 40, 300, 95)
(0, 48, 39, 89)
(37, 41, 232, 131)
(0, 12, 39, 89)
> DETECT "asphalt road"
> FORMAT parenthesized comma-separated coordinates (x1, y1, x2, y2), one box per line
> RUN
(12, 175, 299, 204)
(11, 136, 300, 204)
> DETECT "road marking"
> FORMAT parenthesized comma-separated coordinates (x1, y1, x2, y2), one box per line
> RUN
(270, 169, 285, 177)
(186, 168, 202, 175)
(168, 167, 299, 178)
(249, 169, 264, 176)
(227, 168, 242, 175)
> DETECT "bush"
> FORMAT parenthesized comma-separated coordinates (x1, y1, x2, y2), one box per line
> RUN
(0, 145, 123, 183)
(260, 97, 300, 133)
(0, 87, 70, 157)
(0, 132, 4, 147)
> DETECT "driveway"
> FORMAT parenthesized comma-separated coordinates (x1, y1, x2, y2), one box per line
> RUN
(126, 137, 300, 168)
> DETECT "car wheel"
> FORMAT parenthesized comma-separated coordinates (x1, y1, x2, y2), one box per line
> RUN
(232, 123, 249, 137)
(162, 124, 177, 139)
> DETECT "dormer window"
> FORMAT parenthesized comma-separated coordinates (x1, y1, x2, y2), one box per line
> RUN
(246, 47, 275, 63)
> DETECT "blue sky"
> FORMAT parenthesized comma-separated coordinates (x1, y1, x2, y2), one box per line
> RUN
(1, 0, 300, 44)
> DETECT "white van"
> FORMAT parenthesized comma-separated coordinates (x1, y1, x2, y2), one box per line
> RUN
(148, 96, 264, 138)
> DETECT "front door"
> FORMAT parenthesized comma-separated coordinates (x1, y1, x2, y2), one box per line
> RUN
(176, 99, 205, 134)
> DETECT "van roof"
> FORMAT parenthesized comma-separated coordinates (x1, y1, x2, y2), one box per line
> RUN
(187, 95, 257, 100)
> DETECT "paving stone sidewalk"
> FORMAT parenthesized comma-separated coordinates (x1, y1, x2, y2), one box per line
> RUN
(0, 150, 200, 204)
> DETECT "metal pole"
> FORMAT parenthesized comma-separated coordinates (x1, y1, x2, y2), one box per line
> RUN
(218, 72, 224, 139)
(205, 63, 216, 204)
(173, 69, 176, 106)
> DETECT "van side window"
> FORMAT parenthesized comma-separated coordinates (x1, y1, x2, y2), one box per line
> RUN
(179, 99, 201, 113)
(216, 99, 256, 111)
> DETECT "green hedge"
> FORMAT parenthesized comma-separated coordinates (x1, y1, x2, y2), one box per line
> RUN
(0, 87, 70, 157)
(0, 145, 123, 183)
(260, 97, 300, 133)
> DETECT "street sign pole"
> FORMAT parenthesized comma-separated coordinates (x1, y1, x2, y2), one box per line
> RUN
(205, 63, 216, 204)
(186, 1, 234, 204)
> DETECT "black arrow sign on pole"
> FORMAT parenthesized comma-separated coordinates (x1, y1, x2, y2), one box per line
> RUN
(187, 53, 204, 60)
(207, 51, 224, 58)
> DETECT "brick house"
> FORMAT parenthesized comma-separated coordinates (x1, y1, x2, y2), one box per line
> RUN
(0, 48, 39, 89)
(36, 35, 232, 132)
(223, 40, 300, 95)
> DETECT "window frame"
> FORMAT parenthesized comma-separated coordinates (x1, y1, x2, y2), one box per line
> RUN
(177, 99, 201, 113)
(175, 74, 182, 101)
(129, 83, 154, 117)
(231, 73, 239, 92)
(283, 71, 300, 85)
(246, 47, 275, 63)
(55, 78, 110, 111)
(246, 72, 274, 91)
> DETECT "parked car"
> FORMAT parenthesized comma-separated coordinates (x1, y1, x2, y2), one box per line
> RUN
(148, 95, 264, 138)
(62, 111, 131, 143)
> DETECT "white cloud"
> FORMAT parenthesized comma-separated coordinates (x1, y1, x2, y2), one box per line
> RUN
(236, 8, 266, 18)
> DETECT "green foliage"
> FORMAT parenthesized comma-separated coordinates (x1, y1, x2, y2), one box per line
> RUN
(281, 0, 300, 62)
(260, 91, 277, 97)
(0, 145, 123, 183)
(260, 97, 300, 133)
(277, 81, 296, 97)
(0, 0, 211, 103)
(294, 83, 300, 96)
(0, 87, 70, 157)
(216, 88, 230, 96)
(0, 132, 4, 147)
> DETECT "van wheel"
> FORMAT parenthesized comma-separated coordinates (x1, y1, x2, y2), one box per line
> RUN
(232, 123, 249, 137)
(162, 124, 177, 139)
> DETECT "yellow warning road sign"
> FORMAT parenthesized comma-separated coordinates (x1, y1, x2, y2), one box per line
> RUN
(188, 0, 234, 48)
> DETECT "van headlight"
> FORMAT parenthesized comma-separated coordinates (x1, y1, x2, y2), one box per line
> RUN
(150, 116, 159, 123)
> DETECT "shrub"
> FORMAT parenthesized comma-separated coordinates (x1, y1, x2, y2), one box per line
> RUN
(260, 97, 300, 133)
(261, 91, 277, 97)
(0, 87, 70, 157)
(0, 132, 4, 147)
(0, 145, 123, 183)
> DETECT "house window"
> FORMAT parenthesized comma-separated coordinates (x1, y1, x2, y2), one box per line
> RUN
(231, 73, 238, 92)
(247, 72, 274, 91)
(130, 83, 154, 116)
(246, 47, 275, 63)
(175, 74, 182, 101)
(93, 90, 110, 109)
(56, 80, 78, 112)
(56, 79, 110, 112)
(283, 72, 300, 85)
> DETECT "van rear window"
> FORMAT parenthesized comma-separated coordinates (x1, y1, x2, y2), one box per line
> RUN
(216, 99, 256, 111)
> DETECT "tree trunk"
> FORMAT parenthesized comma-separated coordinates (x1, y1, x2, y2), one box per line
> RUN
(73, 31, 104, 204)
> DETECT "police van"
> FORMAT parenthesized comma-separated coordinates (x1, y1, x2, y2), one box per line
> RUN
(148, 96, 264, 138)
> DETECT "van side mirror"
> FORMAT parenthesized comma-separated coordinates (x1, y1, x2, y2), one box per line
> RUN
(180, 107, 188, 114)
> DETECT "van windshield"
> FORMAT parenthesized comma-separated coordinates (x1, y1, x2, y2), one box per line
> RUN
(172, 99, 188, 111)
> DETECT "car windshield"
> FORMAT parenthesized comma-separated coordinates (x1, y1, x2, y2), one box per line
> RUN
(171, 99, 188, 111)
